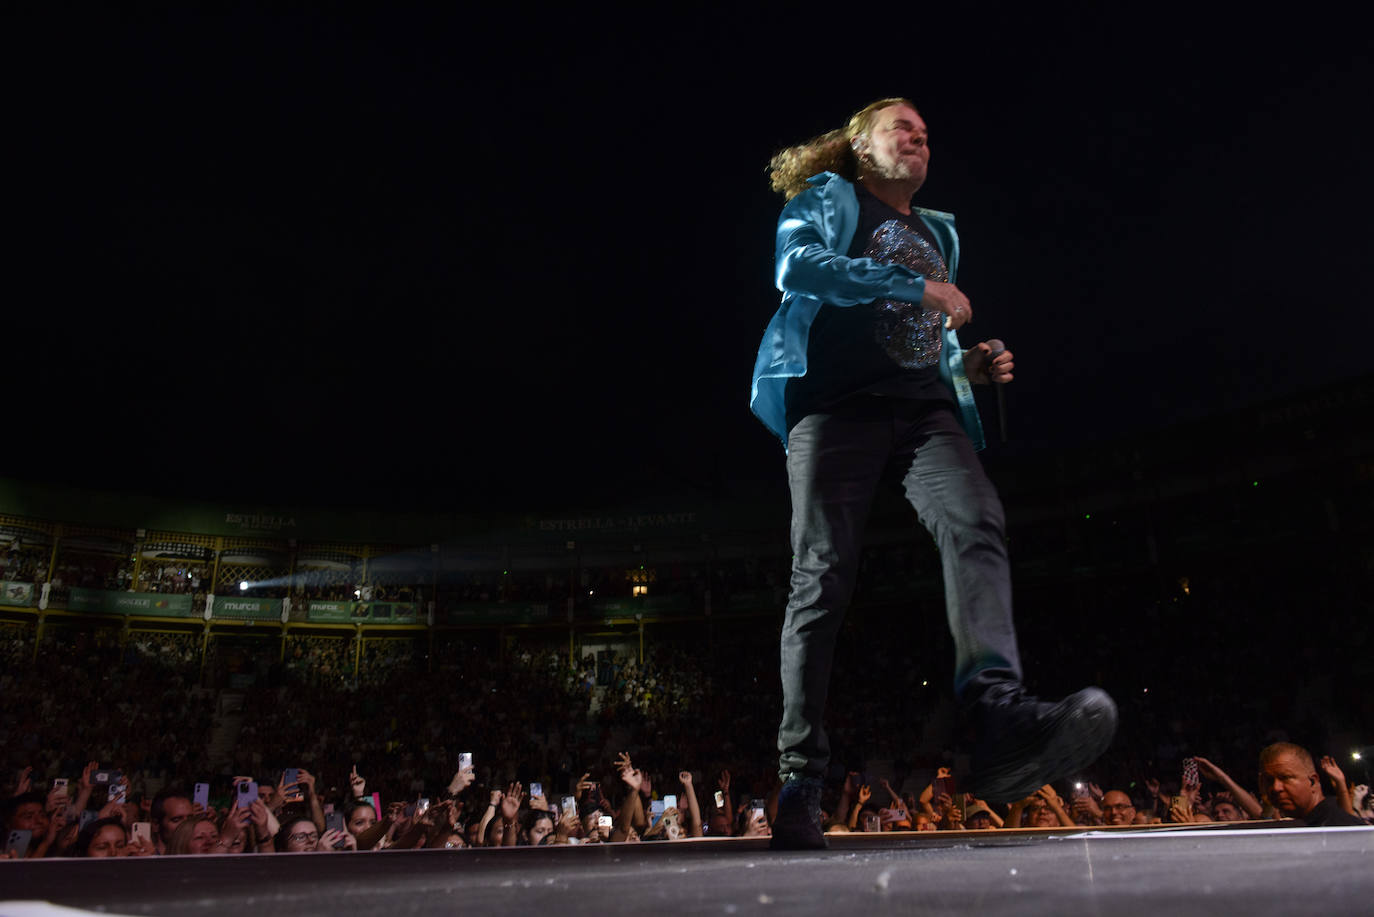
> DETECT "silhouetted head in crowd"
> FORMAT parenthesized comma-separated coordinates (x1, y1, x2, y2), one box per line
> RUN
(1100, 790, 1137, 826)
(150, 788, 194, 851)
(2, 791, 49, 836)
(277, 818, 321, 852)
(343, 800, 376, 837)
(165, 814, 221, 855)
(1211, 794, 1246, 822)
(74, 816, 127, 857)
(1258, 742, 1323, 819)
(963, 803, 996, 830)
(1022, 797, 1058, 828)
(520, 809, 554, 846)
(581, 809, 612, 842)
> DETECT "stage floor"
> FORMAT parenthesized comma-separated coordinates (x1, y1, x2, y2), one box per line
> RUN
(2, 822, 1371, 916)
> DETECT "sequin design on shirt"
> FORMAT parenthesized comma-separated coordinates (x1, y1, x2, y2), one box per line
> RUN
(864, 219, 948, 368)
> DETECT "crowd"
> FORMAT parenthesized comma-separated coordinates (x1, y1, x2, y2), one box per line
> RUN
(2, 598, 1369, 860)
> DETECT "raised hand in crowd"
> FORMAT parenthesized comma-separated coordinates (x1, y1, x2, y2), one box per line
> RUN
(552, 807, 580, 846)
(215, 802, 253, 854)
(294, 768, 325, 832)
(13, 765, 33, 797)
(715, 770, 734, 829)
(349, 766, 366, 800)
(1319, 755, 1357, 818)
(249, 798, 277, 851)
(613, 755, 646, 840)
(499, 782, 524, 847)
(848, 784, 873, 831)
(1192, 757, 1262, 819)
(318, 828, 356, 851)
(678, 770, 704, 838)
(446, 763, 476, 798)
(476, 789, 503, 846)
(741, 804, 770, 838)
(69, 761, 100, 816)
(1070, 790, 1103, 825)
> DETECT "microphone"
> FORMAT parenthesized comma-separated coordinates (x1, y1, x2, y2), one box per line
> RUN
(985, 339, 1008, 444)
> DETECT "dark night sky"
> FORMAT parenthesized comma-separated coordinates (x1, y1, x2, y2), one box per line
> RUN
(10, 7, 1373, 515)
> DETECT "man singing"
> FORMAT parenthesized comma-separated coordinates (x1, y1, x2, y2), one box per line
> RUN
(751, 98, 1118, 849)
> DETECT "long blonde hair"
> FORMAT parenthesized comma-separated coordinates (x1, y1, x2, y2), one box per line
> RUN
(767, 97, 917, 200)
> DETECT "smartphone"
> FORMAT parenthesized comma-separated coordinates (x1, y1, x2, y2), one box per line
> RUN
(194, 782, 211, 809)
(1072, 782, 1091, 800)
(78, 810, 98, 830)
(649, 800, 666, 827)
(714, 790, 725, 809)
(459, 752, 473, 770)
(109, 783, 128, 804)
(323, 803, 335, 815)
(531, 782, 543, 799)
(663, 794, 677, 810)
(283, 767, 302, 800)
(598, 815, 613, 829)
(6, 829, 32, 857)
(750, 797, 765, 816)
(326, 811, 344, 833)
(131, 822, 152, 845)
(236, 780, 258, 808)
(53, 778, 69, 792)
(932, 776, 956, 800)
(1182, 757, 1200, 790)
(561, 796, 576, 818)
(863, 812, 881, 832)
(416, 798, 431, 817)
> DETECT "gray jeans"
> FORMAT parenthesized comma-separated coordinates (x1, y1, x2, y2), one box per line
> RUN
(778, 396, 1023, 778)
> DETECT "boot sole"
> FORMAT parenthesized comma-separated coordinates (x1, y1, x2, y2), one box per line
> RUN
(970, 688, 1118, 805)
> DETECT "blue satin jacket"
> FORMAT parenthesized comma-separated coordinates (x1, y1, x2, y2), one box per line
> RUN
(749, 172, 985, 451)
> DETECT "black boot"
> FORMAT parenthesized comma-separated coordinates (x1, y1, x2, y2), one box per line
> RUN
(769, 774, 827, 850)
(967, 687, 1118, 805)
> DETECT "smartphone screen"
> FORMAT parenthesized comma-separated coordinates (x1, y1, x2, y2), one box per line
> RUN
(650, 800, 666, 826)
(561, 796, 576, 817)
(531, 783, 543, 799)
(714, 790, 725, 809)
(6, 829, 32, 857)
(109, 783, 128, 804)
(598, 815, 613, 829)
(417, 798, 431, 816)
(459, 753, 473, 770)
(663, 794, 677, 810)
(53, 778, 69, 792)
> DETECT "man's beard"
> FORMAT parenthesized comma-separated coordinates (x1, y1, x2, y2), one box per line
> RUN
(868, 154, 925, 187)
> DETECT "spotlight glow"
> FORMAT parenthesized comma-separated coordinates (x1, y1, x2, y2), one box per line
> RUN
(239, 581, 249, 592)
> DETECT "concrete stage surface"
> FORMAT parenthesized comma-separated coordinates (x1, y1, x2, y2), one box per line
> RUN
(2, 822, 1370, 916)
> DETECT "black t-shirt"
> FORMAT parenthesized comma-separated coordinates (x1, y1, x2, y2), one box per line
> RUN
(1303, 796, 1366, 827)
(784, 183, 953, 431)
